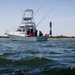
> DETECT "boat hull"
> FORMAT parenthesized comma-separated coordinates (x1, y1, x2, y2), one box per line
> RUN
(7, 34, 48, 41)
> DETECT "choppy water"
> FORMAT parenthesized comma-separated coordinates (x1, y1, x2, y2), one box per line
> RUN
(0, 38, 75, 75)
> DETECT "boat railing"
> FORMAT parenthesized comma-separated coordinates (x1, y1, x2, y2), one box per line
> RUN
(6, 30, 25, 35)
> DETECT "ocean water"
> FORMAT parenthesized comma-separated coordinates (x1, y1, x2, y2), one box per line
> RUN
(0, 38, 75, 75)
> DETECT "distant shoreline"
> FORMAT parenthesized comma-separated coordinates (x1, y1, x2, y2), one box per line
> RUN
(49, 36, 75, 38)
(0, 36, 75, 38)
(0, 36, 9, 38)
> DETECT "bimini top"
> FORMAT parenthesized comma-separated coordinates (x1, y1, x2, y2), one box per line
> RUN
(23, 9, 33, 12)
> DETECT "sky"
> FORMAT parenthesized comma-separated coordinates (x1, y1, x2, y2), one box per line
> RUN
(0, 0, 75, 36)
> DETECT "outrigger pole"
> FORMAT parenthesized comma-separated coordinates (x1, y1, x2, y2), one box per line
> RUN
(36, 8, 54, 27)
(33, 5, 42, 17)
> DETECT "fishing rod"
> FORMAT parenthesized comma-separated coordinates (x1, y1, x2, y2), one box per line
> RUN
(36, 8, 54, 27)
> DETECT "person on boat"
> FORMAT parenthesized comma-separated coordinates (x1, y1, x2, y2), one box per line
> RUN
(34, 29, 38, 36)
(31, 28, 33, 33)
(30, 28, 34, 36)
(39, 31, 43, 36)
(27, 28, 30, 35)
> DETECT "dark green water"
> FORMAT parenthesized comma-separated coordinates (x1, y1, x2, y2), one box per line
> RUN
(0, 38, 75, 75)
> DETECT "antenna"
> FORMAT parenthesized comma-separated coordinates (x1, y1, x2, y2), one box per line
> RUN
(36, 8, 54, 27)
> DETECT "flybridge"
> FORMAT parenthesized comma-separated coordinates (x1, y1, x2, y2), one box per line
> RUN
(23, 9, 33, 12)
(21, 9, 35, 26)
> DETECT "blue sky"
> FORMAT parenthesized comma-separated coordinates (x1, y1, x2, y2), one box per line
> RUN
(0, 0, 75, 36)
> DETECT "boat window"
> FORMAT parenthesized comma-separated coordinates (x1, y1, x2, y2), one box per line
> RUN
(17, 29, 22, 32)
(16, 26, 26, 32)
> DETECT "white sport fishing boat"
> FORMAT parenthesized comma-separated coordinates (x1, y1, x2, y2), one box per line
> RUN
(6, 9, 48, 41)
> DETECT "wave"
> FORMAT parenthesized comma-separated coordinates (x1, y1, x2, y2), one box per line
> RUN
(0, 67, 75, 75)
(41, 44, 56, 48)
(49, 51, 62, 54)
(0, 57, 54, 66)
(0, 57, 75, 75)
(0, 58, 14, 65)
(41, 68, 75, 75)
(0, 52, 14, 56)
